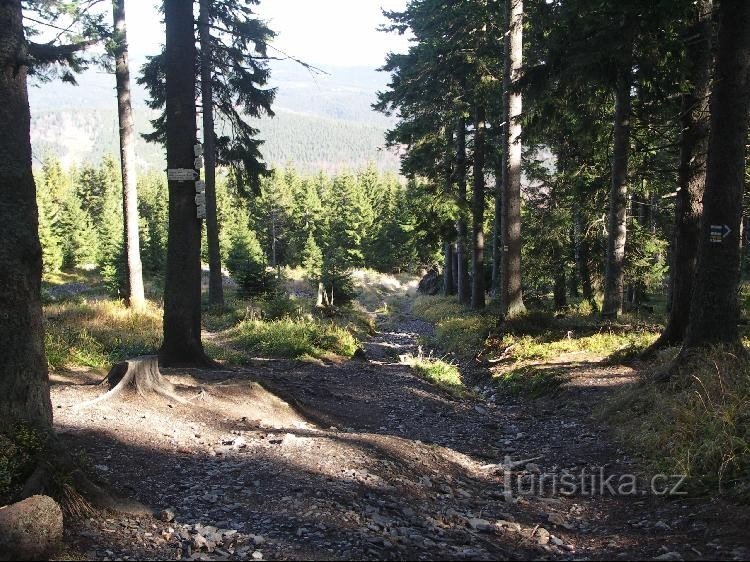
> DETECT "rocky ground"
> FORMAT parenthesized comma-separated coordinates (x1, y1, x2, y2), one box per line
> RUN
(51, 300, 749, 561)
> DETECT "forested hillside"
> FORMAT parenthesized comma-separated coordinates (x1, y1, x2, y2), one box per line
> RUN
(28, 60, 400, 172)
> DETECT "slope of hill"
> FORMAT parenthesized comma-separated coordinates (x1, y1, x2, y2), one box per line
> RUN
(28, 59, 400, 172)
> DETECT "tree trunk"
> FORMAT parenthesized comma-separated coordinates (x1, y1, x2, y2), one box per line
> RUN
(455, 117, 471, 305)
(160, 0, 212, 367)
(684, 0, 750, 349)
(602, 47, 633, 319)
(500, 0, 526, 319)
(451, 242, 459, 295)
(491, 157, 502, 297)
(567, 224, 580, 298)
(443, 240, 454, 296)
(471, 103, 487, 310)
(653, 0, 712, 347)
(574, 201, 598, 312)
(553, 258, 567, 310)
(199, 0, 224, 308)
(0, 0, 52, 430)
(112, 0, 145, 311)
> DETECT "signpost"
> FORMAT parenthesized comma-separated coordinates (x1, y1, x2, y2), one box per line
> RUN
(167, 168, 198, 182)
(710, 224, 731, 243)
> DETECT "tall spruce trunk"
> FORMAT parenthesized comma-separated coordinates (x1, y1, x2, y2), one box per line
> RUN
(0, 0, 52, 429)
(491, 157, 501, 297)
(443, 241, 454, 296)
(573, 200, 598, 312)
(455, 117, 471, 304)
(684, 0, 750, 349)
(654, 0, 712, 347)
(160, 0, 212, 367)
(471, 103, 487, 309)
(551, 181, 567, 310)
(199, 0, 224, 308)
(451, 243, 459, 294)
(112, 0, 145, 310)
(500, 0, 526, 319)
(602, 49, 633, 319)
(443, 126, 455, 297)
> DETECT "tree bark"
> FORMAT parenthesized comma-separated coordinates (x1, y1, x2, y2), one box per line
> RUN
(573, 202, 598, 312)
(160, 0, 212, 367)
(0, 0, 52, 430)
(112, 0, 146, 311)
(451, 242, 459, 295)
(199, 0, 224, 308)
(602, 46, 633, 319)
(653, 0, 712, 348)
(443, 240, 454, 296)
(491, 157, 501, 297)
(471, 103, 487, 310)
(684, 0, 750, 349)
(455, 117, 471, 304)
(500, 0, 526, 319)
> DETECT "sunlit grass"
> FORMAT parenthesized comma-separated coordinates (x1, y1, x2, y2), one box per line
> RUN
(44, 299, 162, 370)
(493, 364, 565, 397)
(228, 318, 359, 360)
(495, 330, 658, 362)
(401, 354, 468, 398)
(412, 295, 659, 362)
(601, 347, 750, 499)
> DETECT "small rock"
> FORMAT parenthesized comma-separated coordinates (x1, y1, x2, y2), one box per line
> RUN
(192, 533, 208, 551)
(654, 553, 683, 561)
(160, 508, 175, 523)
(0, 495, 64, 560)
(468, 518, 493, 532)
(536, 527, 550, 545)
(548, 513, 565, 526)
(252, 550, 264, 560)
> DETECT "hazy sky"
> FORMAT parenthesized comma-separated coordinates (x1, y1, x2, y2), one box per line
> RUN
(125, 0, 411, 67)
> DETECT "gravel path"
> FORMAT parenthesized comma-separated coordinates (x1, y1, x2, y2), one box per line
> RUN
(51, 302, 750, 561)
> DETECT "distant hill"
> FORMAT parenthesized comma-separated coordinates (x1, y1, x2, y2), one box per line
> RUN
(28, 59, 401, 173)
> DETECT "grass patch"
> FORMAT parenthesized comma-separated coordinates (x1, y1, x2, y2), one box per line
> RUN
(411, 296, 494, 357)
(494, 364, 565, 397)
(203, 340, 251, 365)
(494, 330, 658, 362)
(44, 300, 162, 370)
(435, 316, 493, 356)
(601, 347, 750, 499)
(401, 355, 469, 398)
(229, 318, 359, 360)
(412, 295, 467, 323)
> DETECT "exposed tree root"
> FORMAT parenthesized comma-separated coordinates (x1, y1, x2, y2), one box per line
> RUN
(21, 436, 153, 518)
(75, 356, 186, 409)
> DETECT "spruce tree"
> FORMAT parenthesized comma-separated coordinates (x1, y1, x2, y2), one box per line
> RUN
(160, 0, 212, 367)
(110, 0, 146, 310)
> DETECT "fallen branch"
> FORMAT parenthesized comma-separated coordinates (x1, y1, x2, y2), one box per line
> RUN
(479, 456, 544, 473)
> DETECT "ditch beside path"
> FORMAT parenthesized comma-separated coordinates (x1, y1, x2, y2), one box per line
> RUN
(53, 300, 749, 561)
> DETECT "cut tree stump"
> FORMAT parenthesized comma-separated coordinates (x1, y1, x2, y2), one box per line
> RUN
(76, 356, 185, 409)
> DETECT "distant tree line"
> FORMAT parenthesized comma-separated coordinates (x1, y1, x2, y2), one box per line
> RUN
(35, 158, 444, 295)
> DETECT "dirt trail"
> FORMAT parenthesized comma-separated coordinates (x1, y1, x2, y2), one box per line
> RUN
(52, 302, 749, 561)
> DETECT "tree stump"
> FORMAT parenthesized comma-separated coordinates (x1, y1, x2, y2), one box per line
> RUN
(77, 356, 185, 409)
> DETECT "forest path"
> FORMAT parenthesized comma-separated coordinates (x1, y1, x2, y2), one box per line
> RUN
(52, 299, 749, 561)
